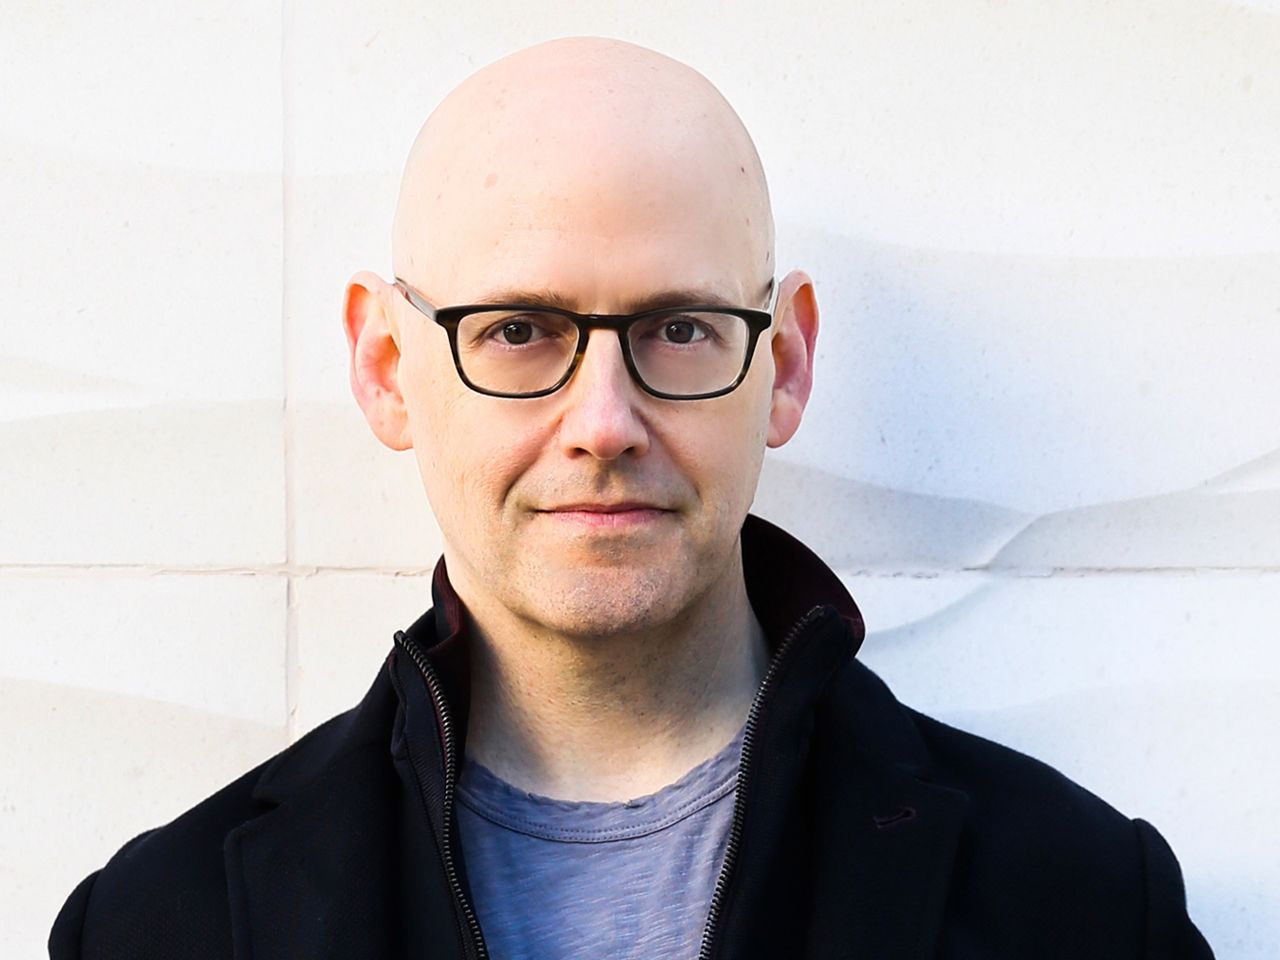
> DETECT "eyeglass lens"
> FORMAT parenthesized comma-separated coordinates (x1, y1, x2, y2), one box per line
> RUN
(454, 309, 752, 396)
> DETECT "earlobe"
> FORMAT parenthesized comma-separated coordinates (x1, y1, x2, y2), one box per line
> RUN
(766, 270, 819, 448)
(343, 271, 412, 451)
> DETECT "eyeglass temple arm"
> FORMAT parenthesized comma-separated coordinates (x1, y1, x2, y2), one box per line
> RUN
(394, 279, 437, 320)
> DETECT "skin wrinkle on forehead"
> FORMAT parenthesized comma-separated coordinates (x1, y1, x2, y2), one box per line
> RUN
(391, 38, 774, 305)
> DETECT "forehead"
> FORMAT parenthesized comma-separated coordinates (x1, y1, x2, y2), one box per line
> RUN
(394, 72, 768, 308)
(418, 155, 758, 307)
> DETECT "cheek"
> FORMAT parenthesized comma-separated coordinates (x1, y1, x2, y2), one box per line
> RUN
(729, 359, 777, 495)
(398, 338, 487, 522)
(749, 337, 778, 414)
(663, 384, 772, 515)
(404, 369, 545, 530)
(399, 331, 568, 520)
(719, 347, 777, 454)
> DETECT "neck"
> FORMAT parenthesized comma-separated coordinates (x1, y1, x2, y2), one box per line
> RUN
(459, 554, 769, 802)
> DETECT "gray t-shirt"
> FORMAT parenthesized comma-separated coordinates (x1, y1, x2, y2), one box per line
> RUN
(456, 725, 745, 960)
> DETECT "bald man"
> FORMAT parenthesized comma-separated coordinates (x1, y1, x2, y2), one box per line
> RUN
(51, 38, 1212, 960)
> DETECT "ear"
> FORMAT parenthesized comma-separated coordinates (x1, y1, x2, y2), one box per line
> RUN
(766, 269, 819, 448)
(343, 271, 412, 451)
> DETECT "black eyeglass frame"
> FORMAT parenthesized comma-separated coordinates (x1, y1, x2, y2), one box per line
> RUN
(393, 277, 777, 400)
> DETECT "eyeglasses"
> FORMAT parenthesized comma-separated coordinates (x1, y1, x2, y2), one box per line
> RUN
(393, 278, 776, 400)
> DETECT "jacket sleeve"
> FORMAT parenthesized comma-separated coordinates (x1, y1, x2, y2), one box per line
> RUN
(47, 827, 164, 960)
(1134, 818, 1215, 959)
(48, 869, 99, 959)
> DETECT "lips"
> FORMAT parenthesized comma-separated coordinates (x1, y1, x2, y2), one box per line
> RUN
(541, 501, 668, 513)
(536, 502, 673, 528)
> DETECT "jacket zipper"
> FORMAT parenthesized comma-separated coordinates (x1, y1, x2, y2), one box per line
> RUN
(393, 629, 490, 960)
(696, 604, 829, 960)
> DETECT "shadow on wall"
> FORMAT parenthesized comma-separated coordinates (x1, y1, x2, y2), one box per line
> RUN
(760, 225, 1280, 569)
(752, 455, 1027, 572)
(752, 226, 1280, 573)
(754, 448, 1280, 574)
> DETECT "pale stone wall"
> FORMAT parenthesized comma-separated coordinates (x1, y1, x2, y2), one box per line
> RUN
(3, 2, 1277, 955)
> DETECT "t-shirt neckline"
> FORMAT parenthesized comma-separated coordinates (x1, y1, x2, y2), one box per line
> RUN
(456, 724, 746, 843)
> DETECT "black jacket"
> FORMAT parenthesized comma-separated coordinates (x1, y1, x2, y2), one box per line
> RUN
(50, 516, 1213, 958)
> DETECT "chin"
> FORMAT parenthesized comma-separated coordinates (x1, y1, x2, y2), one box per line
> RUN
(523, 563, 695, 640)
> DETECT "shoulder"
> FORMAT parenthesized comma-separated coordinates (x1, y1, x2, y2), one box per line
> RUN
(905, 702, 1145, 891)
(908, 701, 1135, 830)
(49, 760, 263, 959)
(907, 702, 1208, 952)
(49, 673, 392, 959)
(827, 659, 1211, 954)
(833, 658, 1132, 821)
(841, 658, 1139, 842)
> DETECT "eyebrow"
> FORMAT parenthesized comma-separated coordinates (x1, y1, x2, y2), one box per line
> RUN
(468, 287, 746, 313)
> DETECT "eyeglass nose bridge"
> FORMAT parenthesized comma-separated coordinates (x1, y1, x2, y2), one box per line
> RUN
(558, 315, 651, 397)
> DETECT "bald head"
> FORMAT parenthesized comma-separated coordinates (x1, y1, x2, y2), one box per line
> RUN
(392, 37, 774, 307)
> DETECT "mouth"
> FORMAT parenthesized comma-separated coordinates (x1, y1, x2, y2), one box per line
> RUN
(536, 502, 674, 529)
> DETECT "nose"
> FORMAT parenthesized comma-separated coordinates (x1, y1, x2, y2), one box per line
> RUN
(554, 328, 651, 462)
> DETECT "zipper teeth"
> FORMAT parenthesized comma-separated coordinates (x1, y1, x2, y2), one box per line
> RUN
(696, 604, 828, 960)
(394, 630, 489, 960)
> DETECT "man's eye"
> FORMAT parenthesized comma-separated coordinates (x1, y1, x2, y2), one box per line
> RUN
(498, 321, 537, 345)
(658, 318, 707, 344)
(484, 317, 553, 346)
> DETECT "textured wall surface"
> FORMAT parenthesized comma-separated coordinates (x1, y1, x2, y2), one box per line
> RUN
(3, 2, 1277, 956)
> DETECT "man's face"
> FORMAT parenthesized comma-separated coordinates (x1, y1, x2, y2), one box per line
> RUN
(397, 167, 773, 639)
(350, 43, 813, 641)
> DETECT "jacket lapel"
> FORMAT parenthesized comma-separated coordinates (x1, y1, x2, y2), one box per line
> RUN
(805, 660, 969, 959)
(806, 743, 968, 958)
(222, 668, 403, 960)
